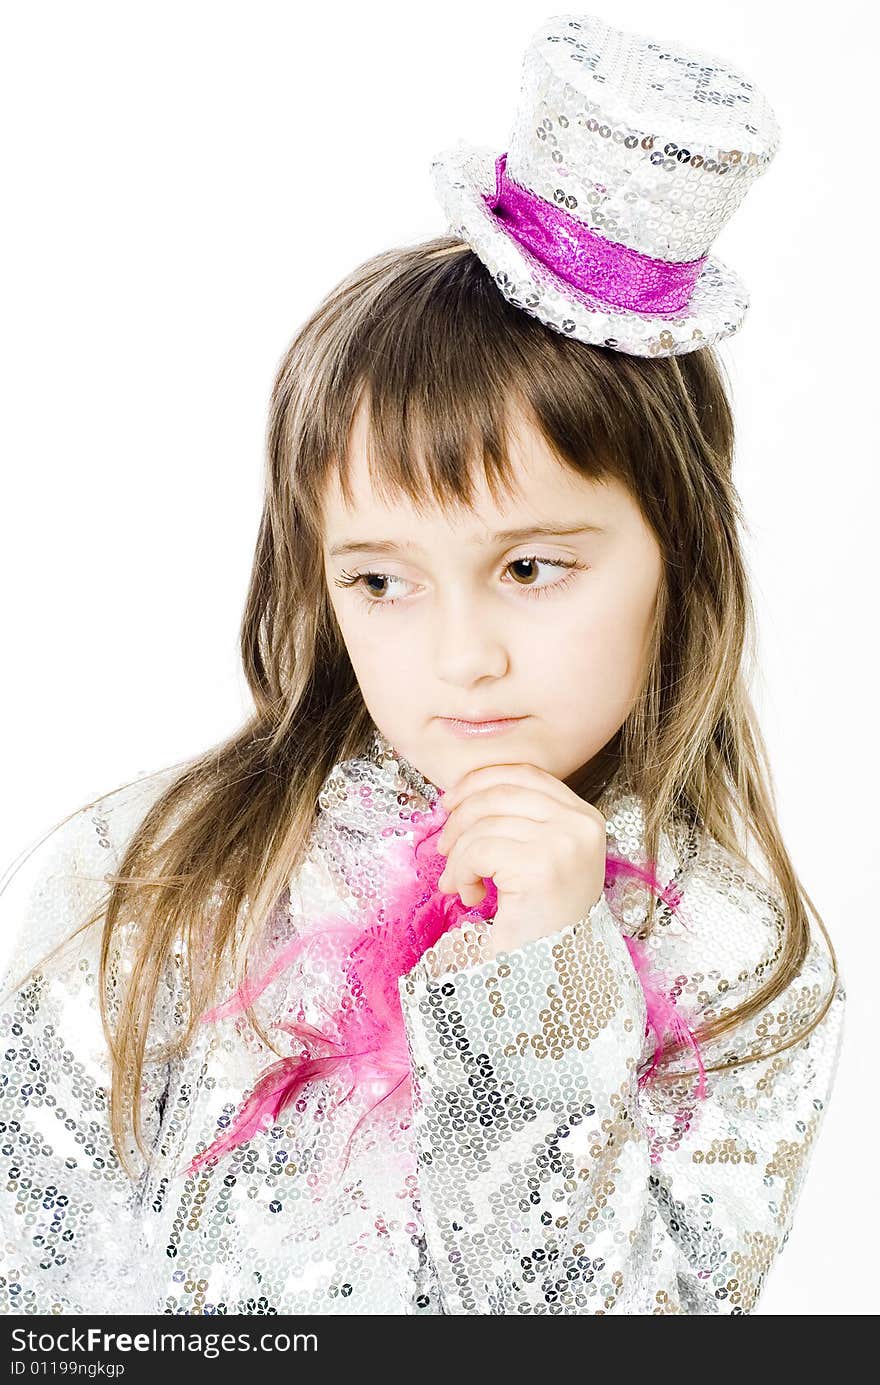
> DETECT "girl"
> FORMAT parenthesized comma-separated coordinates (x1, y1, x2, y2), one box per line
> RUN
(0, 12, 844, 1315)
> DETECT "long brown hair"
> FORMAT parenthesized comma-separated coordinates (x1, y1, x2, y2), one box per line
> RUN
(4, 235, 839, 1178)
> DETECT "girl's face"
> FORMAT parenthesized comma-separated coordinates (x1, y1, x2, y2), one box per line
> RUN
(321, 402, 663, 794)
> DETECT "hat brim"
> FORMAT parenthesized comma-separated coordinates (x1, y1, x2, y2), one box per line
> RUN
(430, 143, 751, 358)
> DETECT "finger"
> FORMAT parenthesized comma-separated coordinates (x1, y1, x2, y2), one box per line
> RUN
(436, 821, 537, 898)
(444, 834, 537, 904)
(441, 761, 584, 813)
(442, 815, 538, 863)
(436, 783, 561, 854)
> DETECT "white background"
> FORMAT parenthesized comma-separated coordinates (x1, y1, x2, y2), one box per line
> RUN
(1, 1, 875, 1314)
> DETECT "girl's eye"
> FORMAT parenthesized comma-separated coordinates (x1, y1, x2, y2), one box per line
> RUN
(333, 555, 583, 612)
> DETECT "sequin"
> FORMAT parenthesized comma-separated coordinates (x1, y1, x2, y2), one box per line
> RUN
(0, 729, 844, 1313)
(430, 14, 781, 357)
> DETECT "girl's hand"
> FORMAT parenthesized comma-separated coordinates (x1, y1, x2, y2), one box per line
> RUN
(434, 762, 607, 960)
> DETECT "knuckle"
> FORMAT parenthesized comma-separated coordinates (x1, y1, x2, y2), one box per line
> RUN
(581, 809, 606, 844)
(560, 831, 580, 861)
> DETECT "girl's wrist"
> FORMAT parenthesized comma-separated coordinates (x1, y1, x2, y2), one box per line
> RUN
(483, 901, 600, 961)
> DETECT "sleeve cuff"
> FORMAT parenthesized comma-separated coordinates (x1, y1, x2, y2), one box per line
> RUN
(400, 892, 617, 987)
(397, 892, 646, 1080)
(396, 888, 646, 1116)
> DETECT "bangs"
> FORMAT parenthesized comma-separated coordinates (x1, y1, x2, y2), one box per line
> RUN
(295, 240, 624, 532)
(340, 376, 527, 520)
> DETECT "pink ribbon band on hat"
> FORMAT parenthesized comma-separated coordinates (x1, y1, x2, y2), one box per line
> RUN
(482, 151, 707, 315)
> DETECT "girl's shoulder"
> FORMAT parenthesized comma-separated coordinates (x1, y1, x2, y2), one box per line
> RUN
(603, 785, 841, 1026)
(0, 766, 182, 1002)
(0, 769, 180, 1195)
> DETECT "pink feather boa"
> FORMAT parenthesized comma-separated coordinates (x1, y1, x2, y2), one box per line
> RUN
(181, 799, 706, 1179)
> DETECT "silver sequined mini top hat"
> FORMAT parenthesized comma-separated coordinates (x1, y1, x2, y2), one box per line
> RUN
(430, 11, 781, 358)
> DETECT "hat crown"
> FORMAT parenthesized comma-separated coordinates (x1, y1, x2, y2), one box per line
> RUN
(505, 13, 782, 262)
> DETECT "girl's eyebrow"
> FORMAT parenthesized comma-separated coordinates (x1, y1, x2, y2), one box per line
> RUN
(328, 523, 606, 559)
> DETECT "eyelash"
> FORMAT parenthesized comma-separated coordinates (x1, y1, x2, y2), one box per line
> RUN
(333, 555, 583, 613)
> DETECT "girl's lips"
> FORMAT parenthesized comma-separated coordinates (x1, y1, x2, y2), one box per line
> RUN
(440, 716, 526, 738)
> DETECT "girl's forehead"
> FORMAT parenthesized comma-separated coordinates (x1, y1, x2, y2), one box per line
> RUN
(321, 421, 618, 531)
(318, 449, 630, 559)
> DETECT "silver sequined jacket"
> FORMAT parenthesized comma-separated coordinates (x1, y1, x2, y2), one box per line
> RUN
(0, 730, 845, 1314)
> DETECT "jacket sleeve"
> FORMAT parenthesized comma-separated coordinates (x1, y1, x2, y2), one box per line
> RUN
(0, 772, 178, 1315)
(397, 850, 845, 1315)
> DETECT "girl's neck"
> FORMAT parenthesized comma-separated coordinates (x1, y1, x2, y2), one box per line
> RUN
(564, 739, 623, 808)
